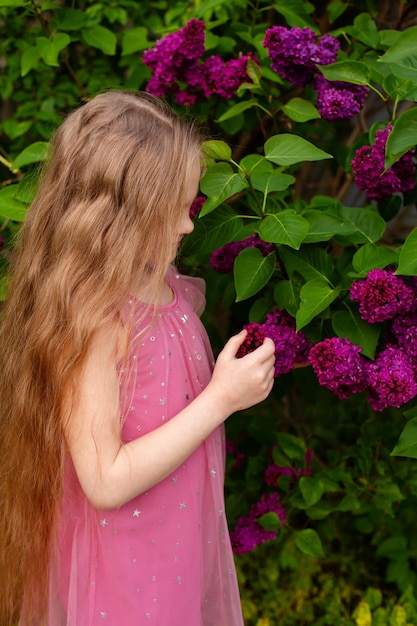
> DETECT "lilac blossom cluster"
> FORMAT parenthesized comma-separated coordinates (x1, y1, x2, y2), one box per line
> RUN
(313, 75, 369, 121)
(309, 268, 417, 410)
(351, 126, 416, 201)
(143, 19, 256, 105)
(230, 492, 287, 555)
(265, 449, 314, 487)
(263, 26, 339, 86)
(237, 309, 311, 377)
(349, 268, 415, 323)
(210, 234, 274, 274)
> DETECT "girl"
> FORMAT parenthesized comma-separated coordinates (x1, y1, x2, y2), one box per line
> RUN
(0, 91, 275, 626)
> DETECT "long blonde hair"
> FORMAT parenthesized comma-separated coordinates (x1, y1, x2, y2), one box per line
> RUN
(0, 90, 203, 624)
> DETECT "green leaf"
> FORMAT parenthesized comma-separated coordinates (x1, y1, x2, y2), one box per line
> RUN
(294, 528, 325, 558)
(257, 512, 282, 531)
(181, 205, 243, 255)
(273, 0, 316, 29)
(317, 61, 371, 85)
(0, 185, 28, 221)
(281, 98, 320, 123)
(330, 206, 386, 244)
(234, 248, 276, 301)
(217, 100, 261, 123)
(391, 417, 417, 459)
(259, 211, 309, 249)
(296, 279, 341, 330)
(274, 279, 300, 317)
(21, 46, 40, 76)
(202, 141, 232, 162)
(0, 0, 29, 5)
(332, 308, 380, 359)
(299, 477, 324, 508)
(11, 141, 49, 169)
(396, 227, 417, 276)
(264, 135, 332, 167)
(280, 245, 334, 282)
(302, 209, 360, 243)
(350, 12, 379, 48)
(121, 27, 149, 55)
(251, 171, 295, 194)
(385, 108, 417, 167)
(36, 33, 71, 66)
(379, 25, 417, 64)
(82, 25, 117, 55)
(56, 7, 88, 30)
(275, 432, 306, 462)
(352, 243, 400, 276)
(199, 163, 247, 216)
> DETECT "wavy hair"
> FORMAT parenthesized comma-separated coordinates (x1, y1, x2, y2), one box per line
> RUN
(0, 90, 203, 624)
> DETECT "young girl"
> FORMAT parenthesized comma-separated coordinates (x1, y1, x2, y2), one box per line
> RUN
(0, 91, 275, 626)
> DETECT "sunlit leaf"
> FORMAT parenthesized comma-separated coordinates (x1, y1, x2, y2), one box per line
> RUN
(264, 135, 332, 167)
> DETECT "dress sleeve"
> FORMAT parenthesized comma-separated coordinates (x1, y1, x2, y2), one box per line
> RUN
(168, 265, 207, 317)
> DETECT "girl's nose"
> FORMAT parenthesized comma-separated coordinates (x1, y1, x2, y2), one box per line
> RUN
(180, 214, 194, 236)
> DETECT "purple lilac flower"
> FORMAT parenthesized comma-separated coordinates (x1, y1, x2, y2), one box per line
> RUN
(351, 126, 416, 201)
(143, 19, 205, 100)
(225, 439, 245, 470)
(350, 268, 415, 324)
(143, 19, 256, 104)
(391, 308, 417, 360)
(236, 310, 311, 377)
(230, 492, 287, 555)
(365, 345, 417, 411)
(210, 234, 274, 274)
(189, 195, 206, 219)
(0, 236, 3, 247)
(308, 337, 367, 399)
(313, 74, 368, 121)
(236, 322, 266, 358)
(201, 53, 256, 99)
(263, 309, 312, 377)
(263, 26, 339, 86)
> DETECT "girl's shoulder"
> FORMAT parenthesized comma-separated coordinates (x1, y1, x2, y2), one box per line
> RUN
(167, 265, 206, 317)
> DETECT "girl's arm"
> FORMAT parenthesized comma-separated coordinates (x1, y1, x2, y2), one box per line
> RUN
(64, 322, 275, 510)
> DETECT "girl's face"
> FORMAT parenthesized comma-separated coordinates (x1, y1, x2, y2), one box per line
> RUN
(174, 159, 200, 256)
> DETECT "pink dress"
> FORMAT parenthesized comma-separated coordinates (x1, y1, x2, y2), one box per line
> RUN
(48, 268, 244, 626)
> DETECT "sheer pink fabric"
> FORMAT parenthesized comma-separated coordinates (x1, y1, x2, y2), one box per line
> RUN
(47, 268, 244, 626)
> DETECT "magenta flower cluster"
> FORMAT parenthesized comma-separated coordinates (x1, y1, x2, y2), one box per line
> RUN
(143, 19, 255, 105)
(351, 126, 416, 201)
(263, 26, 339, 87)
(313, 75, 369, 121)
(230, 492, 287, 555)
(237, 309, 311, 377)
(349, 268, 415, 323)
(210, 234, 274, 274)
(309, 268, 417, 410)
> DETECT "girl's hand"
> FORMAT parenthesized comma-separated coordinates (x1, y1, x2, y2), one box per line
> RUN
(208, 330, 276, 414)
